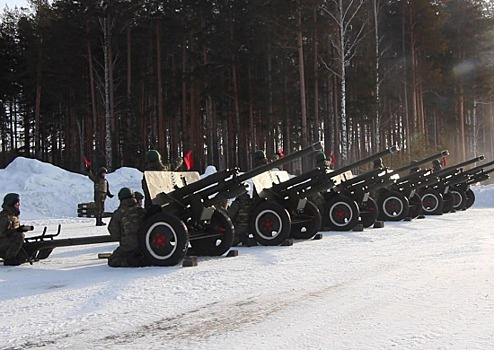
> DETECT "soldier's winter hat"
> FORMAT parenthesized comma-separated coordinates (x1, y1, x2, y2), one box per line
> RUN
(98, 167, 108, 174)
(135, 191, 144, 200)
(253, 150, 266, 161)
(145, 150, 161, 163)
(432, 159, 441, 166)
(3, 193, 20, 206)
(118, 187, 135, 200)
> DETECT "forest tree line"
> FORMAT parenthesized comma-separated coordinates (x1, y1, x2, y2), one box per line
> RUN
(1, 0, 494, 175)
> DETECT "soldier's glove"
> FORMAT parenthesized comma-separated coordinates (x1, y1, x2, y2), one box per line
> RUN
(108, 194, 114, 198)
(17, 225, 34, 232)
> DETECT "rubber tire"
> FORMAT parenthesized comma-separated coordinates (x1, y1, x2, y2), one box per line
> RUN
(249, 201, 291, 246)
(324, 194, 360, 231)
(407, 193, 423, 219)
(378, 191, 409, 221)
(420, 189, 444, 215)
(139, 212, 189, 266)
(189, 208, 234, 256)
(450, 188, 468, 211)
(359, 197, 379, 228)
(290, 200, 322, 240)
(465, 188, 475, 209)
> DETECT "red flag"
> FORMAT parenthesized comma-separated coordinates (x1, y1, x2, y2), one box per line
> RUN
(442, 156, 447, 167)
(83, 156, 91, 166)
(329, 150, 336, 164)
(183, 150, 193, 170)
(277, 148, 285, 158)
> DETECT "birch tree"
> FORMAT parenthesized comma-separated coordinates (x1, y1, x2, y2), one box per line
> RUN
(320, 0, 367, 162)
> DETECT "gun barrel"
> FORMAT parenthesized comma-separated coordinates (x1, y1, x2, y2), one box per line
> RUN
(327, 145, 400, 179)
(435, 155, 485, 178)
(393, 150, 449, 174)
(236, 141, 323, 183)
(24, 235, 116, 252)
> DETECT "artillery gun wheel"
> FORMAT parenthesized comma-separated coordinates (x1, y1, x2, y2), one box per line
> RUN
(189, 208, 234, 256)
(290, 201, 322, 240)
(407, 193, 423, 219)
(139, 212, 189, 266)
(249, 201, 291, 246)
(450, 188, 468, 211)
(359, 197, 379, 228)
(324, 194, 359, 231)
(420, 189, 444, 215)
(465, 188, 475, 209)
(378, 191, 409, 221)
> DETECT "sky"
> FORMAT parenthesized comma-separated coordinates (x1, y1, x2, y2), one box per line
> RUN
(0, 157, 493, 349)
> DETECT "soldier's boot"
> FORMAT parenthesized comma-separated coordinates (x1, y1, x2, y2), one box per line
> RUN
(3, 251, 27, 266)
(95, 216, 106, 226)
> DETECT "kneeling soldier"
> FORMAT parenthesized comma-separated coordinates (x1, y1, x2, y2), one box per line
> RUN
(0, 193, 33, 266)
(107, 188, 147, 267)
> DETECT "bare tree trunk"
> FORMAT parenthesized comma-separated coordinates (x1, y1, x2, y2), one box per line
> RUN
(100, 13, 112, 170)
(156, 22, 165, 151)
(312, 5, 320, 144)
(296, 1, 308, 169)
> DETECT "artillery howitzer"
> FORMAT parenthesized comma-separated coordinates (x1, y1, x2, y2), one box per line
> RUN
(225, 143, 326, 246)
(417, 155, 485, 215)
(314, 145, 400, 231)
(143, 142, 322, 261)
(18, 143, 321, 266)
(371, 150, 450, 221)
(436, 158, 494, 211)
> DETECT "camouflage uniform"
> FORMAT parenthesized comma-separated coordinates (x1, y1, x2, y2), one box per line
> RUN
(107, 196, 147, 267)
(142, 150, 183, 208)
(87, 167, 113, 226)
(308, 152, 331, 208)
(0, 194, 26, 265)
(228, 150, 267, 245)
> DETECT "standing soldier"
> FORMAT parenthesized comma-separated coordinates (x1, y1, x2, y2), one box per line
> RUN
(0, 193, 33, 266)
(107, 187, 147, 267)
(144, 150, 183, 171)
(228, 150, 269, 246)
(86, 166, 114, 226)
(142, 150, 183, 208)
(432, 159, 443, 172)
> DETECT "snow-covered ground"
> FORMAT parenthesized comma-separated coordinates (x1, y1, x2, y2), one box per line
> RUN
(1, 157, 493, 349)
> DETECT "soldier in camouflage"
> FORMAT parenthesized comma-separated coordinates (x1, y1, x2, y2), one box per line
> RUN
(107, 187, 147, 267)
(432, 159, 443, 172)
(308, 152, 332, 210)
(228, 150, 268, 246)
(144, 150, 183, 171)
(86, 166, 114, 226)
(0, 193, 32, 266)
(142, 150, 184, 208)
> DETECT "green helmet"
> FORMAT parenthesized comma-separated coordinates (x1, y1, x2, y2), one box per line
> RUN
(118, 187, 134, 200)
(135, 191, 144, 200)
(315, 152, 327, 163)
(432, 159, 441, 166)
(97, 167, 108, 174)
(145, 150, 161, 163)
(3, 193, 20, 206)
(253, 150, 266, 161)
